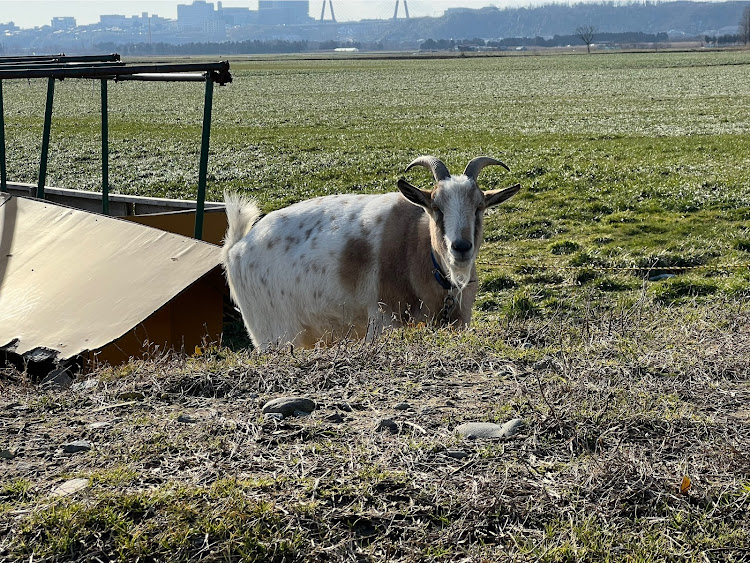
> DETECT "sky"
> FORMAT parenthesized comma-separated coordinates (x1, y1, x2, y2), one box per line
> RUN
(2, 0, 563, 28)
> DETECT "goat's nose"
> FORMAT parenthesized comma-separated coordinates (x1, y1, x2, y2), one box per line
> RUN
(451, 239, 473, 253)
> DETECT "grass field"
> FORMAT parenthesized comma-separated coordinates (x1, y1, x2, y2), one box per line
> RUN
(1, 50, 750, 561)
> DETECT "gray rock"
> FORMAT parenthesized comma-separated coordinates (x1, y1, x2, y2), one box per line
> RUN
(375, 418, 399, 434)
(63, 440, 92, 454)
(394, 402, 412, 411)
(444, 449, 469, 459)
(455, 418, 526, 439)
(325, 413, 345, 424)
(71, 379, 99, 392)
(262, 397, 316, 417)
(177, 414, 197, 423)
(499, 418, 526, 439)
(50, 478, 89, 498)
(40, 367, 73, 389)
(0, 448, 16, 460)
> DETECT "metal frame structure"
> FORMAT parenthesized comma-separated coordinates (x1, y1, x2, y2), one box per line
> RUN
(0, 54, 232, 240)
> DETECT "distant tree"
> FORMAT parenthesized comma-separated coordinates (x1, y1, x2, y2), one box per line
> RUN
(741, 5, 750, 46)
(576, 25, 597, 53)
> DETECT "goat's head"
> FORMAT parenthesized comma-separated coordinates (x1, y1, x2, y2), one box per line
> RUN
(398, 155, 520, 288)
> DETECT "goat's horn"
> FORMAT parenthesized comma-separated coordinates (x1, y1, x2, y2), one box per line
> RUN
(405, 155, 451, 183)
(464, 157, 510, 180)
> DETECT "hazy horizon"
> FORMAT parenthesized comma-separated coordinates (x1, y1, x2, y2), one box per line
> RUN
(1, 0, 730, 29)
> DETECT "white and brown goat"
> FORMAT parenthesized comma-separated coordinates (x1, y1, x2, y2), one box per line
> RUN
(222, 156, 520, 349)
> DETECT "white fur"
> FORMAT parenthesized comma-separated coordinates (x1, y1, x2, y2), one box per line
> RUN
(222, 162, 518, 350)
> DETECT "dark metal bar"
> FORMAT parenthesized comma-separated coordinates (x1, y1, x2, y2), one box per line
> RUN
(0, 61, 232, 84)
(37, 77, 55, 199)
(0, 54, 120, 64)
(101, 79, 109, 215)
(194, 76, 215, 240)
(0, 61, 125, 71)
(113, 73, 207, 82)
(0, 80, 6, 193)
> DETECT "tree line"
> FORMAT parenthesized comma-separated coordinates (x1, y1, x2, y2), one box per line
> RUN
(420, 31, 669, 51)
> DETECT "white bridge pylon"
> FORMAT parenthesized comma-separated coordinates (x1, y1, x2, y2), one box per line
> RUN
(319, 1, 410, 22)
(320, 0, 336, 21)
(393, 0, 410, 19)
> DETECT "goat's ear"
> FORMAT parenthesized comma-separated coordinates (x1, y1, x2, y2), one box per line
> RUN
(398, 178, 432, 209)
(484, 183, 521, 208)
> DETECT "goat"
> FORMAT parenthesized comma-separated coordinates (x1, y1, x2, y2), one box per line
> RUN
(222, 155, 520, 349)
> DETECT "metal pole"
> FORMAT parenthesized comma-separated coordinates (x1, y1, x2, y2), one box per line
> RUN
(194, 75, 214, 240)
(37, 77, 55, 199)
(101, 79, 109, 215)
(0, 79, 7, 192)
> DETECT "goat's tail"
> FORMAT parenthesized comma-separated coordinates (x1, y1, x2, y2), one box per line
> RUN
(222, 191, 262, 263)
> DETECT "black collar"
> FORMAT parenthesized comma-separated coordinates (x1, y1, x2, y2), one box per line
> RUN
(431, 251, 455, 291)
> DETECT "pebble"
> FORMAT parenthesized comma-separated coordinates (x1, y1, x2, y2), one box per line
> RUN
(63, 440, 92, 454)
(455, 418, 526, 439)
(262, 397, 316, 417)
(0, 448, 16, 460)
(375, 418, 399, 434)
(325, 413, 345, 424)
(177, 414, 197, 423)
(394, 402, 412, 411)
(51, 478, 89, 498)
(40, 367, 73, 389)
(71, 379, 99, 392)
(444, 449, 469, 459)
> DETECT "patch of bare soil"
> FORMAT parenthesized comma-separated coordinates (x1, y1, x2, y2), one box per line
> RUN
(1, 303, 749, 561)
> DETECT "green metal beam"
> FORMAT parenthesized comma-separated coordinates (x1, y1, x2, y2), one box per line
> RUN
(101, 79, 109, 215)
(194, 76, 215, 241)
(37, 77, 55, 199)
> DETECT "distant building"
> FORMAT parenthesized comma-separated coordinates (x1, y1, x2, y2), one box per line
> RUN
(51, 17, 76, 30)
(218, 4, 257, 27)
(258, 1, 310, 25)
(177, 0, 216, 32)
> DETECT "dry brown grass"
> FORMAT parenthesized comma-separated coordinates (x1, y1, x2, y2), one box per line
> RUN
(1, 297, 749, 562)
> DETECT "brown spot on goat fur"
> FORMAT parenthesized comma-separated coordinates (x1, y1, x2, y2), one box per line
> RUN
(377, 201, 430, 323)
(339, 237, 373, 294)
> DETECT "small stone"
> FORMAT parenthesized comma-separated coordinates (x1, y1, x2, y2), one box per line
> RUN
(375, 418, 399, 434)
(455, 419, 526, 440)
(51, 478, 89, 498)
(444, 449, 469, 459)
(325, 413, 345, 424)
(71, 379, 99, 392)
(262, 397, 316, 417)
(177, 414, 197, 423)
(40, 367, 73, 389)
(394, 402, 412, 411)
(87, 421, 111, 430)
(499, 418, 526, 439)
(0, 448, 16, 460)
(63, 440, 92, 454)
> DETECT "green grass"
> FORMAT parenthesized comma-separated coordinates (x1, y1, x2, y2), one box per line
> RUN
(4, 50, 748, 314)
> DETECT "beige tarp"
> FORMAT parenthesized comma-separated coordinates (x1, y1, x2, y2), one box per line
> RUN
(0, 193, 223, 361)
